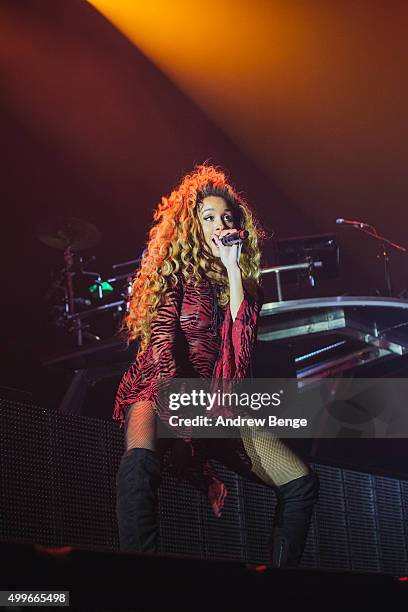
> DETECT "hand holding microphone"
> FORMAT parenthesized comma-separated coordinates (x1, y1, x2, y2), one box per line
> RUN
(219, 229, 249, 245)
(212, 229, 249, 269)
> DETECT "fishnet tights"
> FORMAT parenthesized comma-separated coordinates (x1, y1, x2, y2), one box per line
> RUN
(125, 402, 308, 487)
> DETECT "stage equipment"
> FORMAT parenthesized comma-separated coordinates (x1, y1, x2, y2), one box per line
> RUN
(258, 295, 408, 378)
(256, 294, 408, 466)
(1, 399, 408, 575)
(37, 216, 101, 252)
(46, 292, 408, 453)
(335, 218, 407, 297)
(261, 233, 339, 301)
(40, 229, 339, 345)
(38, 216, 142, 346)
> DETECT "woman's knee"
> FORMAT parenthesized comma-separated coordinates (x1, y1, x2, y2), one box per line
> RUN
(277, 469, 320, 504)
(125, 401, 157, 451)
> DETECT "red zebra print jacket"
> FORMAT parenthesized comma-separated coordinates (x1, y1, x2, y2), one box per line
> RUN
(113, 272, 263, 513)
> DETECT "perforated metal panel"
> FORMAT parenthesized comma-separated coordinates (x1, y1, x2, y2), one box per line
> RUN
(313, 464, 350, 570)
(241, 479, 276, 564)
(343, 470, 379, 572)
(198, 463, 245, 561)
(0, 400, 120, 551)
(158, 473, 203, 557)
(1, 400, 55, 545)
(1, 399, 408, 574)
(375, 476, 407, 574)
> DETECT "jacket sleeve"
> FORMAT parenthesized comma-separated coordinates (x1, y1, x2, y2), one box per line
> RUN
(231, 285, 264, 377)
(213, 283, 264, 380)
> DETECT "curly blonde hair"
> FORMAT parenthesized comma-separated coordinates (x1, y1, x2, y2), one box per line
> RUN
(122, 164, 264, 354)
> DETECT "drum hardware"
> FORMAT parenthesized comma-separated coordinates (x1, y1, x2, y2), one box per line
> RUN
(38, 216, 107, 346)
(89, 280, 114, 299)
(65, 300, 126, 320)
(38, 218, 142, 346)
(36, 216, 102, 252)
(69, 320, 101, 344)
(112, 256, 142, 269)
(64, 300, 127, 346)
(105, 256, 144, 303)
(106, 274, 133, 298)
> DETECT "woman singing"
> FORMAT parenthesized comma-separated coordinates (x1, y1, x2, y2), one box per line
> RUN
(113, 164, 319, 567)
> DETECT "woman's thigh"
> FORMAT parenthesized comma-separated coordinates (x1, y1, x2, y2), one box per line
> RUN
(125, 400, 157, 451)
(203, 431, 309, 488)
(240, 427, 309, 487)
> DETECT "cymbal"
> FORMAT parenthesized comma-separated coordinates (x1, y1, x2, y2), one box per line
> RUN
(37, 217, 101, 251)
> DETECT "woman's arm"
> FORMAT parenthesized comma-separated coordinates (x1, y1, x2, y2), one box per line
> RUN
(226, 263, 244, 321)
(212, 229, 263, 377)
(212, 230, 244, 321)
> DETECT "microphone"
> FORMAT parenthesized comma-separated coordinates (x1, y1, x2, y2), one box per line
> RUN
(336, 218, 371, 229)
(220, 230, 249, 246)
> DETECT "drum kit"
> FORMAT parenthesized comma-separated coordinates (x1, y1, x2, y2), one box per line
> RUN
(37, 217, 142, 346)
(37, 216, 407, 348)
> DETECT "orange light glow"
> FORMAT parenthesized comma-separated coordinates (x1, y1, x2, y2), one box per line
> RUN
(87, 1, 408, 234)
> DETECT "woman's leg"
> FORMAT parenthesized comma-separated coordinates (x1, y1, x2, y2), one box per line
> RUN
(199, 433, 318, 566)
(239, 428, 319, 568)
(125, 399, 157, 451)
(116, 400, 161, 552)
(240, 428, 309, 486)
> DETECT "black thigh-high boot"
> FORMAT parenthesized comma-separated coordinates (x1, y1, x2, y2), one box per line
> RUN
(270, 470, 319, 568)
(116, 447, 161, 552)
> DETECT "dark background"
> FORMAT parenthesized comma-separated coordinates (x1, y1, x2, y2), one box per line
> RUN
(1, 0, 408, 475)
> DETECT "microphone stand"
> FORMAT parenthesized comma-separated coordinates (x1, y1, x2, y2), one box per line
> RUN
(344, 224, 407, 297)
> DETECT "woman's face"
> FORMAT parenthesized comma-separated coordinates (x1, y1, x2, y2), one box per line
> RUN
(198, 196, 236, 258)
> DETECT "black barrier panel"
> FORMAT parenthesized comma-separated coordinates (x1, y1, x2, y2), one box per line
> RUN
(0, 399, 407, 573)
